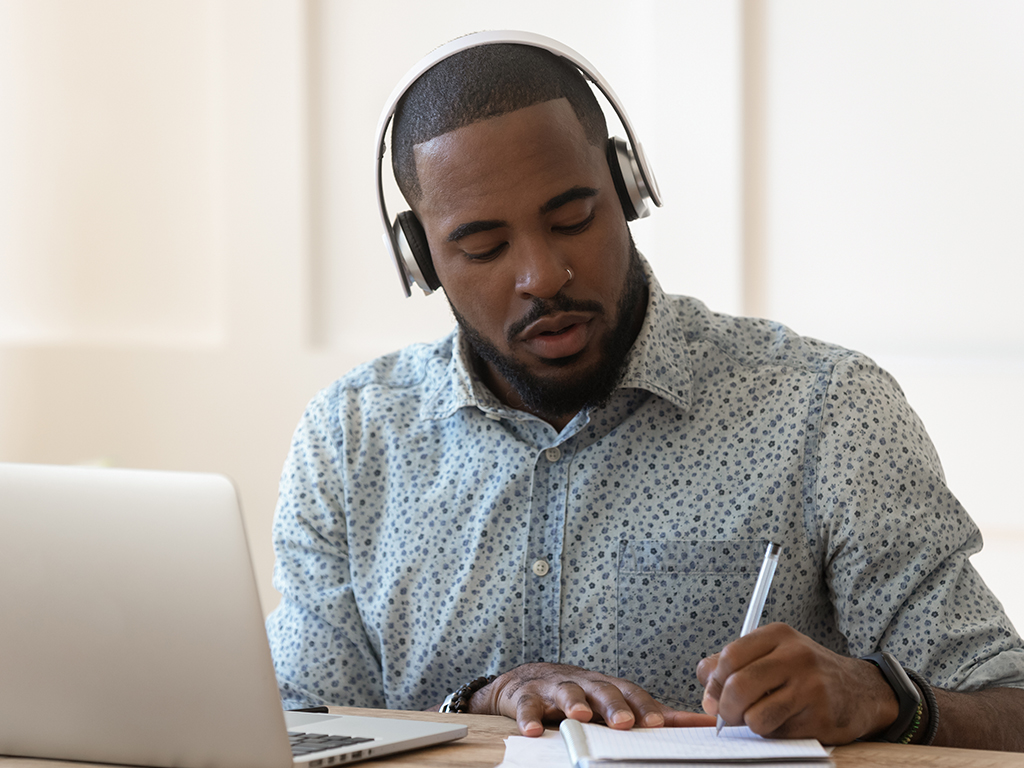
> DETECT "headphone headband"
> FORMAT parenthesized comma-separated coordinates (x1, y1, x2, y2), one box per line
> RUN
(375, 30, 660, 296)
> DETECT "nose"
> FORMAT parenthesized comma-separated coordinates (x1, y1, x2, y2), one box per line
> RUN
(514, 238, 572, 299)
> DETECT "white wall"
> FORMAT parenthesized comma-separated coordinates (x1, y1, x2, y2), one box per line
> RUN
(758, 0, 1024, 626)
(0, 0, 317, 613)
(0, 0, 1021, 632)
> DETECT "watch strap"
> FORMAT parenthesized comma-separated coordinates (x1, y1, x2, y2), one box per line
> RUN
(861, 651, 923, 742)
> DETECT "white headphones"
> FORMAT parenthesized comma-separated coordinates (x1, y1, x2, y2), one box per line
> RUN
(374, 30, 661, 297)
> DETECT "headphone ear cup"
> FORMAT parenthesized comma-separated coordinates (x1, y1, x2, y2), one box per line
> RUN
(605, 136, 650, 221)
(394, 210, 441, 292)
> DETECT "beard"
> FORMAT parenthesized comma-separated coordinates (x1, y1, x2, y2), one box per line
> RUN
(450, 238, 648, 422)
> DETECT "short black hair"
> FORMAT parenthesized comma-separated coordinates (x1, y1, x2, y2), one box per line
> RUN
(392, 42, 608, 205)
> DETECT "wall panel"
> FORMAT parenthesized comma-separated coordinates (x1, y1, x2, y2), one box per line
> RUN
(759, 0, 1024, 628)
(762, 0, 1024, 358)
(0, 0, 224, 346)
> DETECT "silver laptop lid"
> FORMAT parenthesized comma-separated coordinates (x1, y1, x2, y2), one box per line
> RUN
(0, 463, 293, 768)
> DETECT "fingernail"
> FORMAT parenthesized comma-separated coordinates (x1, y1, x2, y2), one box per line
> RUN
(524, 720, 542, 734)
(610, 711, 633, 726)
(643, 712, 665, 727)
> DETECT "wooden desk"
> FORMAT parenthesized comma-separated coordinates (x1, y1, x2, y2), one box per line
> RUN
(321, 707, 1024, 768)
(1, 706, 1022, 768)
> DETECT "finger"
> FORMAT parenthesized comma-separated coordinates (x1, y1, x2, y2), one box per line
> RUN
(614, 685, 715, 728)
(577, 679, 636, 729)
(550, 681, 595, 723)
(716, 653, 792, 728)
(663, 709, 717, 728)
(696, 654, 719, 687)
(713, 625, 787, 682)
(698, 653, 728, 716)
(594, 677, 686, 729)
(706, 624, 790, 710)
(616, 682, 671, 728)
(701, 685, 719, 717)
(740, 683, 809, 738)
(514, 691, 549, 737)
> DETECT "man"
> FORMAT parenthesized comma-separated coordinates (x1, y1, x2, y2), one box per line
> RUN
(266, 35, 1024, 749)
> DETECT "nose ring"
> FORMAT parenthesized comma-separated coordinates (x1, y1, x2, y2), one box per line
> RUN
(565, 267, 574, 283)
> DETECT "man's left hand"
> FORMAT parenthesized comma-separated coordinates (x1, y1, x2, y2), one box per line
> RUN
(471, 662, 715, 736)
(696, 623, 900, 744)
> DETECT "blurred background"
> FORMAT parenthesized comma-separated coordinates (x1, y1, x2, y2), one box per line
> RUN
(1, 0, 1021, 631)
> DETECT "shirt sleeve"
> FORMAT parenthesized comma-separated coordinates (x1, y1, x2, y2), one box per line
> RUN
(264, 388, 387, 709)
(810, 352, 1024, 690)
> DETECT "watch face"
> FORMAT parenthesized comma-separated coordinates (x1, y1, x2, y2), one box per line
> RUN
(863, 652, 922, 742)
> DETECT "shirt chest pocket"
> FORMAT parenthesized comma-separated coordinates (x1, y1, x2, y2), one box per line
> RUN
(615, 539, 773, 712)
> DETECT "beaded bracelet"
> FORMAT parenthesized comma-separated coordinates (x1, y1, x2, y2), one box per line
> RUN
(439, 674, 497, 714)
(905, 668, 940, 746)
(896, 701, 924, 744)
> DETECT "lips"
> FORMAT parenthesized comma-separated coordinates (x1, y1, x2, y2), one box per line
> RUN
(518, 313, 593, 359)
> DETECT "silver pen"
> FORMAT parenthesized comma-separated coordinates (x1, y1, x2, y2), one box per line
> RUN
(716, 541, 781, 735)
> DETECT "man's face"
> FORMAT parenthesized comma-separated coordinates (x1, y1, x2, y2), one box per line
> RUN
(412, 98, 646, 423)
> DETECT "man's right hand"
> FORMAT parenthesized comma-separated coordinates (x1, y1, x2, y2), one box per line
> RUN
(467, 662, 715, 736)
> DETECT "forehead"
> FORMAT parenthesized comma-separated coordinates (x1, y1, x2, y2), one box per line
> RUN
(411, 98, 603, 222)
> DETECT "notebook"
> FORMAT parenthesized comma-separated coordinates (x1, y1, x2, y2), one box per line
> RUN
(560, 720, 832, 767)
(0, 462, 467, 768)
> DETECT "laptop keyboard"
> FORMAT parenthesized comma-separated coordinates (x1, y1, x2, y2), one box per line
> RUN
(288, 731, 375, 757)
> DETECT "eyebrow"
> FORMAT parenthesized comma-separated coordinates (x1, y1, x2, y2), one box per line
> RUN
(447, 219, 505, 243)
(539, 186, 599, 215)
(445, 186, 600, 243)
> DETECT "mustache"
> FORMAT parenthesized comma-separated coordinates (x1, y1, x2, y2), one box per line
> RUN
(507, 293, 604, 343)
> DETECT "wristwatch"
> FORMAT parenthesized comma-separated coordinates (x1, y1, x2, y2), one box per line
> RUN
(860, 651, 923, 742)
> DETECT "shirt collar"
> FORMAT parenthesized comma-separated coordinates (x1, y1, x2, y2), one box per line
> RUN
(616, 258, 694, 412)
(420, 255, 693, 420)
(419, 328, 492, 421)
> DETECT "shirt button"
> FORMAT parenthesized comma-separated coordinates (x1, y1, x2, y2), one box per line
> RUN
(544, 447, 561, 462)
(532, 559, 550, 577)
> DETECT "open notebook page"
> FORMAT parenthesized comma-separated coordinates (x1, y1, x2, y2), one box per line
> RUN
(561, 721, 832, 765)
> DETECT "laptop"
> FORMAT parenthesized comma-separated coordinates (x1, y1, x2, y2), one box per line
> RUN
(0, 462, 467, 768)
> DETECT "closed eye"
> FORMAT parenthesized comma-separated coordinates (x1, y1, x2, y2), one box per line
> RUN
(464, 243, 507, 261)
(554, 211, 595, 235)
